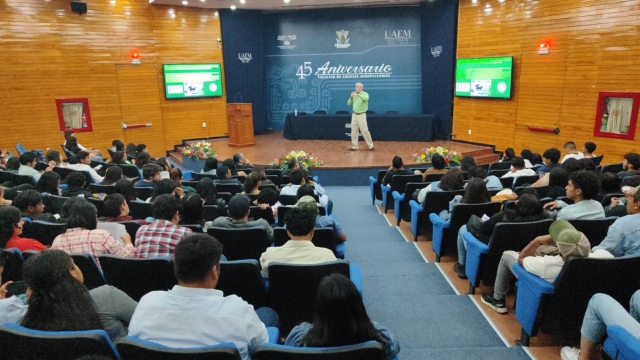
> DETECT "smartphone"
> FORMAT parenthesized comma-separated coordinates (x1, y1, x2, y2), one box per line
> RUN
(6, 281, 28, 296)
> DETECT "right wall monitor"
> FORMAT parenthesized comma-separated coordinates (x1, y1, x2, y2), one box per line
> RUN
(455, 56, 513, 99)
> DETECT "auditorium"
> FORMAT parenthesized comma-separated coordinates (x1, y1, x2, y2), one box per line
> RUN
(1, 0, 639, 360)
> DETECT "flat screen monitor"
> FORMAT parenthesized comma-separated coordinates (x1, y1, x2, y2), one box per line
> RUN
(163, 63, 223, 99)
(455, 56, 513, 99)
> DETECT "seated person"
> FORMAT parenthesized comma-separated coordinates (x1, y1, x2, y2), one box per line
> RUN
(415, 167, 465, 205)
(18, 152, 51, 182)
(561, 290, 640, 360)
(134, 194, 193, 258)
(148, 179, 184, 203)
(468, 166, 503, 191)
(280, 169, 330, 211)
(618, 152, 640, 178)
(179, 193, 206, 226)
(135, 152, 152, 173)
(382, 156, 412, 186)
(201, 157, 218, 175)
(481, 220, 613, 314)
(134, 163, 162, 189)
(203, 194, 274, 244)
(0, 206, 46, 252)
(169, 168, 195, 193)
(13, 190, 58, 222)
(252, 167, 279, 190)
(582, 141, 597, 159)
(439, 178, 492, 221)
(223, 159, 247, 177)
(546, 168, 569, 200)
(36, 172, 61, 196)
(115, 179, 138, 203)
(45, 150, 67, 169)
(254, 187, 280, 218)
(5, 157, 20, 174)
(501, 157, 536, 178)
(66, 151, 104, 183)
(543, 170, 605, 220)
(260, 207, 336, 278)
(136, 144, 149, 155)
(605, 175, 640, 217)
(502, 147, 516, 162)
(196, 177, 226, 210)
(592, 187, 640, 257)
(281, 157, 299, 178)
(296, 192, 347, 243)
(110, 150, 130, 165)
(414, 154, 448, 180)
(101, 166, 124, 186)
(64, 131, 103, 160)
(61, 172, 95, 198)
(233, 152, 254, 171)
(459, 156, 477, 172)
(156, 158, 172, 180)
(214, 165, 243, 191)
(102, 193, 147, 224)
(561, 141, 584, 163)
(128, 234, 277, 360)
(285, 274, 400, 360)
(110, 139, 125, 153)
(520, 149, 534, 168)
(536, 148, 562, 174)
(242, 173, 262, 195)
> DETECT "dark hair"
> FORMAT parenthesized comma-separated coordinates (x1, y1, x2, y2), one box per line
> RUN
(391, 156, 403, 169)
(460, 156, 476, 172)
(520, 149, 532, 160)
(251, 167, 267, 181)
(438, 168, 464, 191)
(621, 175, 640, 188)
(180, 193, 204, 225)
(19, 152, 36, 166)
(290, 169, 306, 185)
(68, 155, 79, 165)
(151, 194, 181, 221)
(233, 153, 242, 163)
(6, 157, 20, 171)
(504, 148, 516, 161)
(22, 250, 103, 332)
(45, 150, 62, 165)
(101, 166, 123, 185)
(216, 165, 230, 179)
(60, 197, 86, 218)
(569, 170, 601, 200)
(287, 157, 298, 170)
(584, 142, 596, 153)
(142, 163, 162, 180)
(203, 158, 218, 173)
(578, 158, 597, 172)
(135, 144, 147, 154)
(112, 140, 124, 151)
(461, 178, 491, 204)
(284, 207, 315, 236)
(304, 274, 386, 351)
(111, 151, 127, 165)
(174, 234, 223, 284)
(156, 158, 170, 172)
(506, 193, 545, 221)
(136, 152, 151, 169)
(0, 206, 21, 248)
(36, 172, 61, 195)
(243, 173, 261, 194)
(561, 158, 584, 175)
(296, 184, 316, 200)
(222, 159, 236, 172)
(543, 148, 561, 164)
(114, 179, 137, 202)
(14, 190, 43, 212)
(530, 152, 543, 165)
(64, 131, 74, 142)
(103, 193, 126, 218)
(66, 172, 86, 189)
(564, 141, 576, 150)
(431, 154, 445, 170)
(511, 157, 525, 169)
(151, 179, 177, 201)
(125, 143, 137, 157)
(600, 172, 621, 194)
(65, 137, 81, 154)
(257, 188, 278, 206)
(196, 178, 218, 206)
(169, 168, 183, 187)
(468, 166, 487, 179)
(75, 151, 90, 162)
(624, 153, 640, 170)
(548, 168, 569, 189)
(65, 200, 98, 230)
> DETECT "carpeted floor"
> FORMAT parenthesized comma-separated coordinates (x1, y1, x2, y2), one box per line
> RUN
(328, 186, 533, 360)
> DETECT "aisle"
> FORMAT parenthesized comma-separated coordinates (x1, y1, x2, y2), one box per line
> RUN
(328, 186, 532, 360)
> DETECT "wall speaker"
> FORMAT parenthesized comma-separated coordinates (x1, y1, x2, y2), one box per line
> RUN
(71, 1, 87, 15)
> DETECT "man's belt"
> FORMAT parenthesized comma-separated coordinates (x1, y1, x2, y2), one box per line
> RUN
(353, 112, 365, 115)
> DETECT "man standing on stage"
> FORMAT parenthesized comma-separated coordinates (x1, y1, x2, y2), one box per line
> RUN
(348, 82, 374, 151)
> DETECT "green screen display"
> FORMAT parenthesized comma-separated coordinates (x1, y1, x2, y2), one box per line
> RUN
(455, 57, 512, 99)
(163, 64, 223, 99)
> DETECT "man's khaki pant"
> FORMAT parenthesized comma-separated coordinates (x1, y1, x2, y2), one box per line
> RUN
(350, 113, 374, 149)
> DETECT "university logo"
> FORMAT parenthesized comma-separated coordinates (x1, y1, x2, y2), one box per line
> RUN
(384, 30, 411, 45)
(431, 46, 442, 57)
(277, 35, 297, 49)
(335, 30, 351, 48)
(238, 53, 252, 64)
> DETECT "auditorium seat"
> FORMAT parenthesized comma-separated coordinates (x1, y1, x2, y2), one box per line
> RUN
(254, 341, 385, 360)
(335, 110, 349, 114)
(313, 110, 327, 114)
(117, 337, 241, 360)
(385, 110, 399, 114)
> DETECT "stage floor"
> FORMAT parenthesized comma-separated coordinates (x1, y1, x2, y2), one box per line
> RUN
(169, 131, 499, 170)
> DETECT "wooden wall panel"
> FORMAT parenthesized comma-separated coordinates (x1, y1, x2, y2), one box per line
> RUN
(455, 0, 640, 161)
(0, 0, 225, 158)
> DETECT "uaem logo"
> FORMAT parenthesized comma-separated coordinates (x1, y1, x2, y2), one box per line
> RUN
(335, 30, 351, 48)
(278, 35, 297, 50)
(384, 30, 412, 45)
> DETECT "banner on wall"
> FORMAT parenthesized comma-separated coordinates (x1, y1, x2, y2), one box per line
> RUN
(264, 8, 422, 130)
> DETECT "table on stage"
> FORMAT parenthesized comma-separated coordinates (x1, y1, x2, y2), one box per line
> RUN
(282, 113, 437, 141)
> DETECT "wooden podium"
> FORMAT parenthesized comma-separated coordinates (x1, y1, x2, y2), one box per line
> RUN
(226, 103, 255, 147)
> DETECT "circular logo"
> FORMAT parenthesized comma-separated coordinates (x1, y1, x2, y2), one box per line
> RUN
(208, 83, 217, 92)
(497, 82, 507, 93)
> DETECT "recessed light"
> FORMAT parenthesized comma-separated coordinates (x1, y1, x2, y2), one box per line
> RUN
(214, 11, 218, 16)
(230, 5, 236, 9)
(182, 1, 188, 4)
(240, 0, 245, 3)
(284, 0, 290, 3)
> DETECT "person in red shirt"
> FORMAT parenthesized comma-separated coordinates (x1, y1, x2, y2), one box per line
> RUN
(0, 206, 47, 252)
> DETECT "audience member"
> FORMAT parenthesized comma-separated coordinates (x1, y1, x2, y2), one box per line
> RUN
(546, 168, 569, 199)
(468, 166, 503, 191)
(440, 178, 492, 221)
(530, 152, 543, 166)
(544, 170, 605, 220)
(125, 143, 137, 159)
(179, 193, 205, 226)
(601, 172, 622, 195)
(45, 150, 67, 168)
(14, 190, 58, 222)
(416, 167, 465, 205)
(252, 167, 278, 189)
(36, 171, 61, 196)
(579, 158, 597, 173)
(156, 158, 171, 179)
(18, 152, 49, 182)
(170, 168, 195, 193)
(520, 149, 534, 168)
(502, 148, 516, 162)
(115, 179, 138, 203)
(214, 165, 243, 191)
(592, 187, 640, 257)
(135, 152, 151, 171)
(101, 166, 123, 186)
(296, 195, 347, 243)
(459, 155, 477, 172)
(260, 207, 336, 278)
(134, 163, 162, 188)
(102, 193, 146, 224)
(135, 144, 148, 155)
(242, 173, 262, 195)
(281, 169, 331, 213)
(481, 220, 612, 314)
(5, 157, 21, 173)
(582, 141, 597, 159)
(605, 175, 640, 217)
(110, 140, 125, 153)
(110, 151, 129, 165)
(255, 187, 280, 218)
(382, 156, 412, 186)
(285, 273, 400, 360)
(201, 157, 218, 174)
(416, 154, 447, 181)
(561, 141, 584, 163)
(0, 206, 47, 252)
(64, 131, 103, 159)
(66, 151, 104, 183)
(618, 152, 640, 178)
(203, 194, 274, 243)
(196, 177, 226, 210)
(537, 148, 562, 174)
(223, 158, 246, 177)
(282, 157, 299, 177)
(502, 157, 536, 178)
(149, 179, 183, 202)
(233, 152, 253, 171)
(134, 194, 192, 258)
(61, 172, 94, 198)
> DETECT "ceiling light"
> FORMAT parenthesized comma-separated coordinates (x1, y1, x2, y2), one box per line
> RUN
(214, 11, 218, 16)
(284, 0, 290, 3)
(182, 0, 188, 4)
(230, 5, 236, 9)
(240, 0, 245, 3)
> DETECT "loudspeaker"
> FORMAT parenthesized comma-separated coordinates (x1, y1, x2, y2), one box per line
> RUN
(71, 1, 87, 15)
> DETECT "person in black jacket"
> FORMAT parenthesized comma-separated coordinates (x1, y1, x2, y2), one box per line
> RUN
(382, 156, 412, 186)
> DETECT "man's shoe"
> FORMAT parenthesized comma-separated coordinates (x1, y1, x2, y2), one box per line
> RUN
(560, 347, 580, 360)
(480, 292, 507, 314)
(349, 148, 358, 151)
(453, 262, 467, 279)
(369, 147, 375, 151)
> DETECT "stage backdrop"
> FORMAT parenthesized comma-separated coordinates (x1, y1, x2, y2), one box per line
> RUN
(264, 7, 422, 130)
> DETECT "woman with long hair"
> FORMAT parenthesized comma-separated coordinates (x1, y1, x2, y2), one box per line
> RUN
(285, 273, 400, 359)
(202, 157, 218, 174)
(0, 206, 46, 252)
(196, 177, 226, 208)
(114, 179, 137, 202)
(439, 178, 492, 221)
(101, 166, 123, 186)
(546, 168, 569, 200)
(170, 168, 195, 193)
(36, 171, 61, 195)
(135, 152, 151, 170)
(110, 151, 129, 165)
(242, 173, 262, 195)
(459, 156, 477, 172)
(179, 193, 205, 226)
(45, 150, 67, 168)
(416, 167, 465, 205)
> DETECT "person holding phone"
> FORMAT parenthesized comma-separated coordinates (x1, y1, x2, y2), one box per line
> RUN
(0, 206, 47, 252)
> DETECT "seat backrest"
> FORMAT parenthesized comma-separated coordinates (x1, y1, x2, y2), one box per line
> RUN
(217, 260, 268, 308)
(99, 255, 177, 302)
(601, 162, 623, 174)
(401, 182, 429, 222)
(277, 206, 294, 225)
(192, 172, 217, 181)
(181, 224, 204, 233)
(374, 170, 387, 201)
(249, 206, 275, 224)
(181, 180, 199, 189)
(282, 175, 290, 185)
(541, 255, 640, 341)
(443, 202, 503, 255)
(253, 341, 385, 360)
(268, 260, 351, 334)
(217, 192, 233, 203)
(87, 197, 106, 217)
(313, 110, 327, 115)
(128, 201, 153, 220)
(89, 184, 116, 195)
(30, 220, 67, 247)
(0, 171, 13, 185)
(206, 227, 270, 262)
(601, 193, 624, 207)
(0, 323, 118, 360)
(118, 164, 142, 179)
(488, 169, 510, 177)
(279, 194, 298, 206)
(568, 218, 618, 248)
(389, 174, 422, 194)
(512, 175, 541, 188)
(42, 194, 69, 215)
(70, 253, 106, 290)
(421, 189, 466, 232)
(423, 173, 444, 183)
(216, 183, 241, 195)
(116, 336, 241, 360)
(12, 173, 36, 186)
(592, 155, 604, 166)
(1, 248, 23, 283)
(233, 175, 246, 184)
(489, 161, 511, 170)
(203, 205, 220, 222)
(498, 176, 514, 189)
(52, 167, 74, 181)
(134, 187, 154, 201)
(117, 221, 141, 244)
(482, 219, 554, 285)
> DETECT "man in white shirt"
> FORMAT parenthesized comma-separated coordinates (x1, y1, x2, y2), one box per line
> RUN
(17, 152, 51, 182)
(544, 170, 605, 220)
(128, 233, 278, 360)
(280, 169, 330, 209)
(67, 151, 104, 183)
(260, 207, 336, 278)
(561, 141, 584, 163)
(501, 157, 536, 179)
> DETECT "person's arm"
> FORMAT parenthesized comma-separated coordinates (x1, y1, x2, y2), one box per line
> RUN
(333, 219, 346, 242)
(382, 171, 393, 186)
(91, 285, 138, 324)
(262, 220, 274, 244)
(284, 323, 313, 347)
(103, 232, 134, 257)
(593, 223, 624, 257)
(347, 97, 354, 106)
(518, 235, 554, 265)
(358, 91, 369, 102)
(88, 167, 104, 183)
